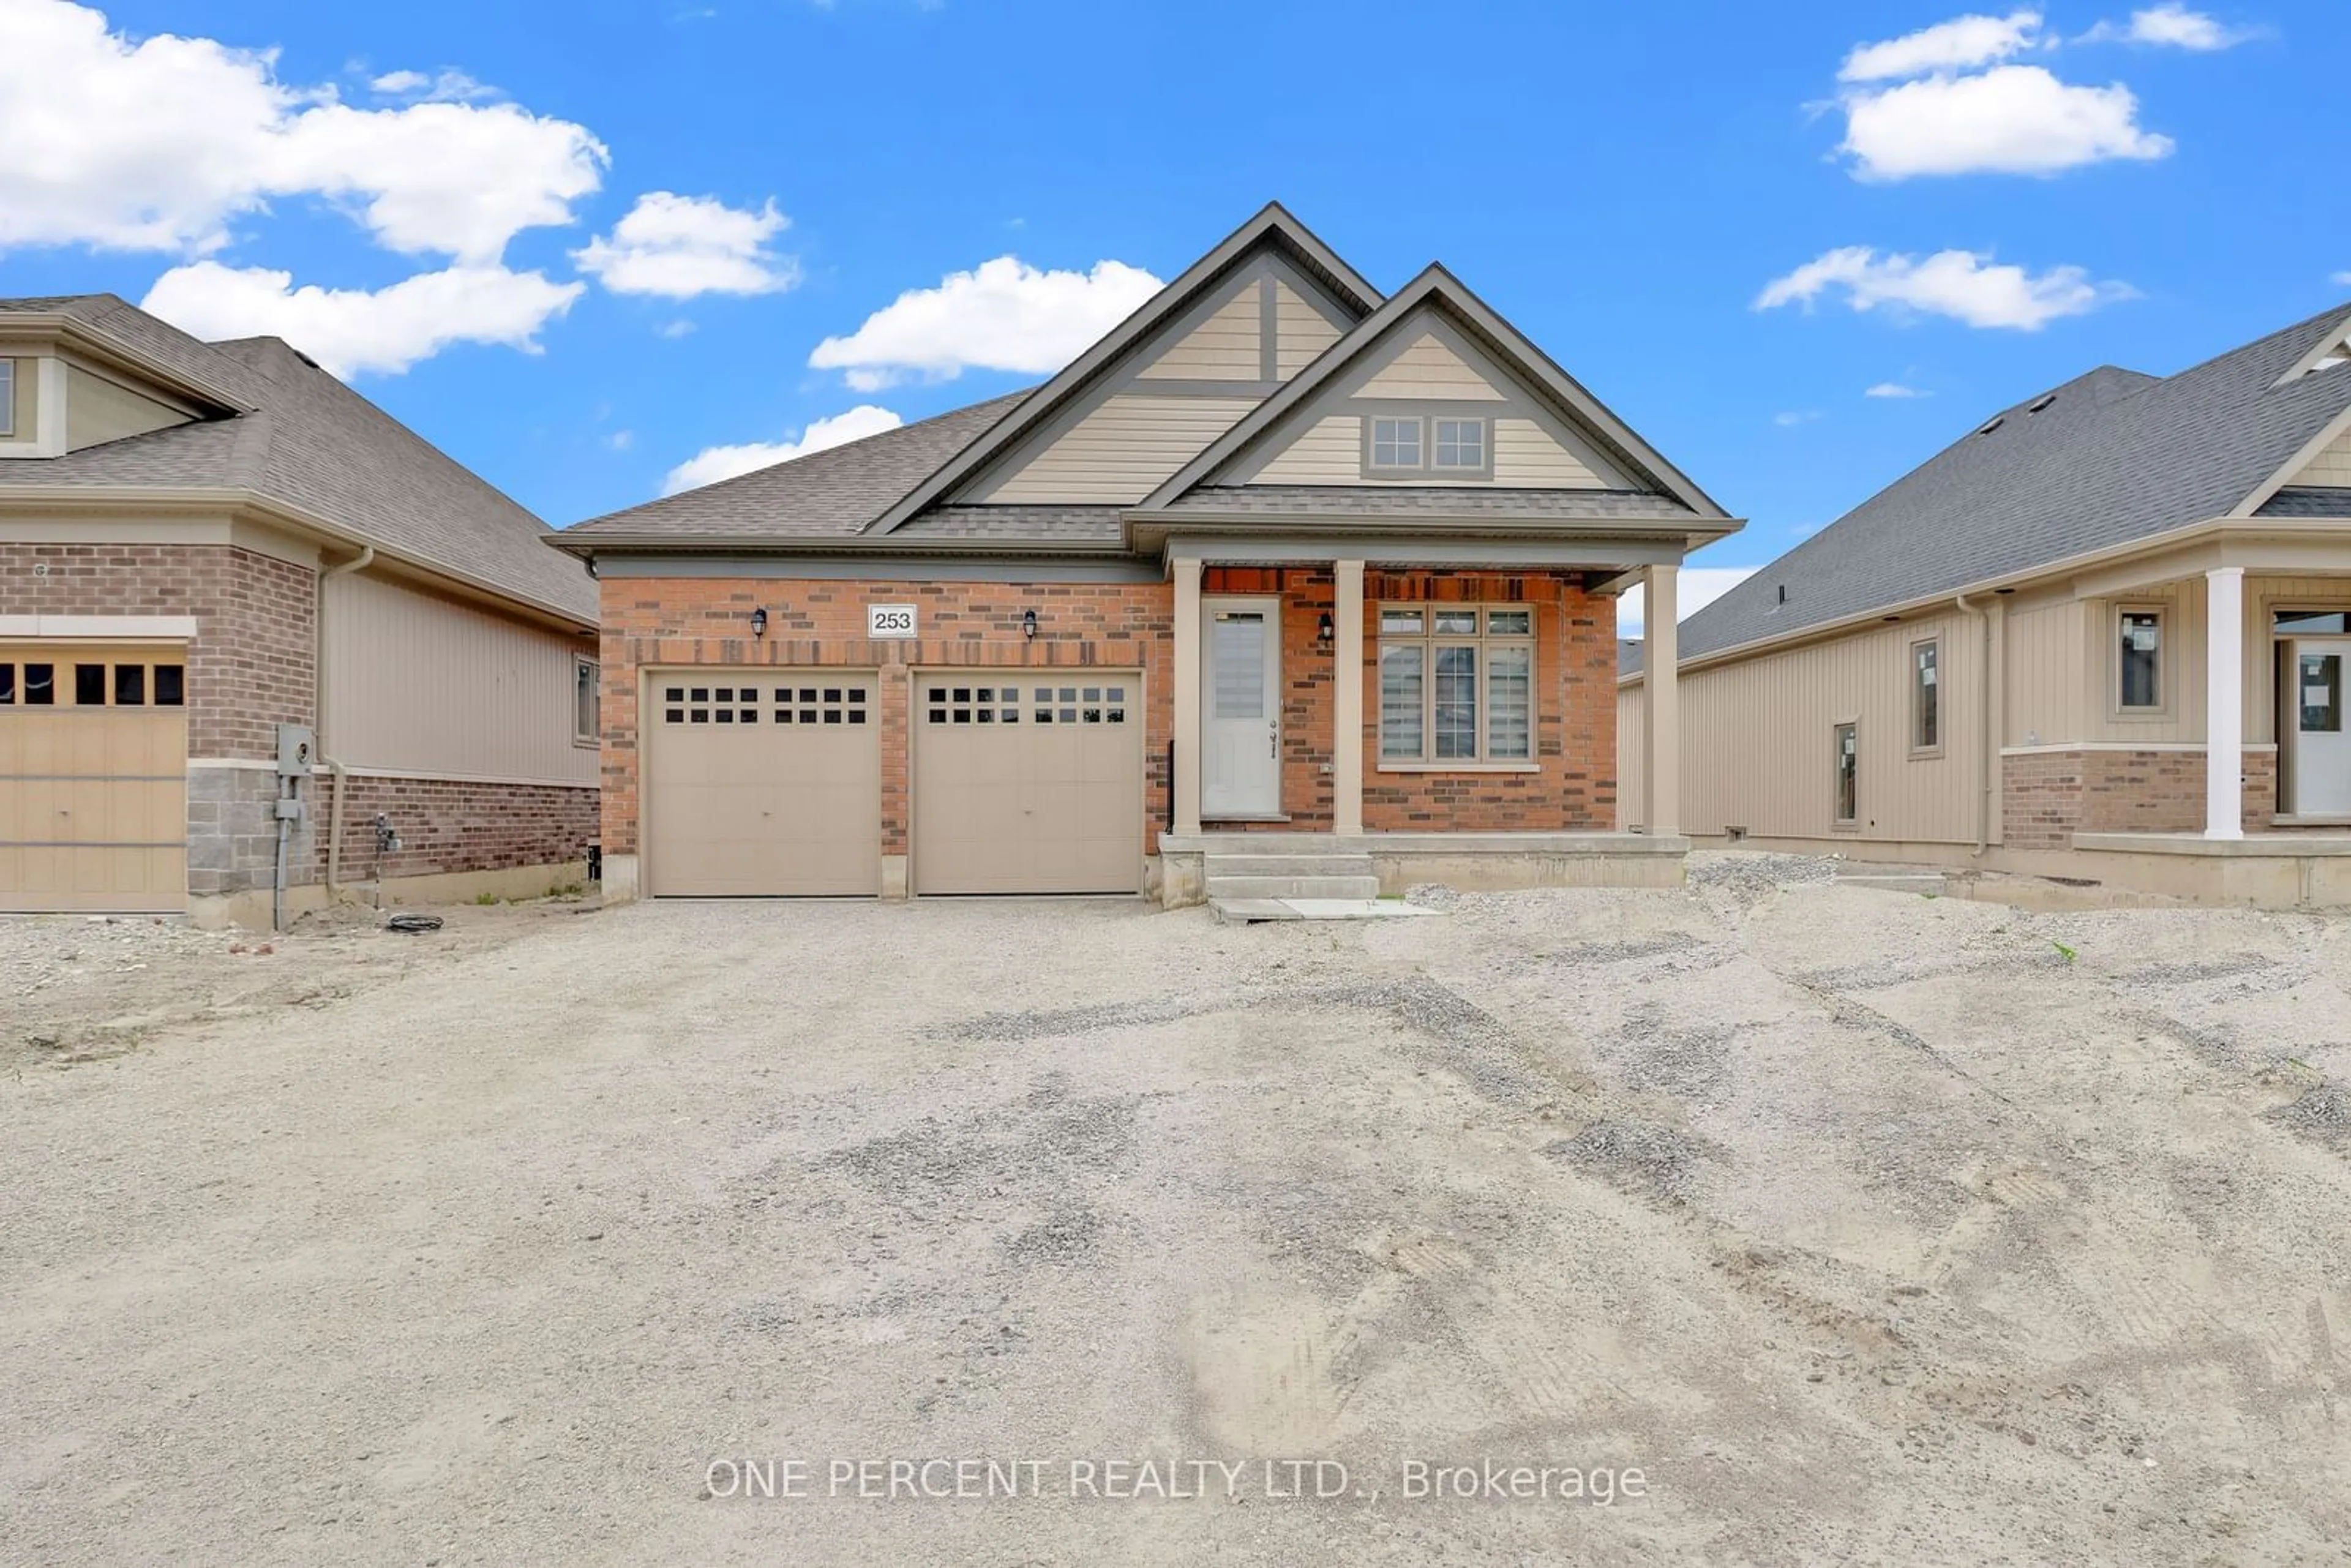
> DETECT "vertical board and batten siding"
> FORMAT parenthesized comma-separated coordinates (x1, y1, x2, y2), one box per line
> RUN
(2001, 596, 2089, 748)
(1616, 680, 1645, 831)
(1273, 281, 1341, 377)
(1356, 334, 1507, 400)
(1247, 415, 1603, 487)
(974, 395, 1262, 505)
(324, 571, 596, 784)
(63, 364, 189, 452)
(1668, 612, 1983, 843)
(2289, 424, 2351, 486)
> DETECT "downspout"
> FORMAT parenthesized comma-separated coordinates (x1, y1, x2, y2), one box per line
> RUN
(318, 546, 375, 896)
(1957, 593, 1993, 856)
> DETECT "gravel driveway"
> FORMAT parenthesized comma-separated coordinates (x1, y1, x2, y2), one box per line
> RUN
(5, 857, 2350, 1564)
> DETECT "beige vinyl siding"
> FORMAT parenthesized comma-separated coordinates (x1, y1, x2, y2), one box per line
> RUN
(976, 394, 1259, 504)
(1273, 280, 1341, 377)
(64, 364, 189, 451)
(1671, 612, 1984, 843)
(3, 357, 34, 442)
(324, 571, 598, 784)
(2001, 597, 2089, 747)
(1357, 332, 1507, 400)
(1248, 415, 1360, 484)
(1616, 680, 1645, 831)
(1132, 287, 1261, 382)
(2289, 422, 2351, 487)
(1493, 418, 1602, 486)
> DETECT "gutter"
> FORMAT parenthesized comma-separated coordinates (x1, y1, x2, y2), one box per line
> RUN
(317, 546, 375, 896)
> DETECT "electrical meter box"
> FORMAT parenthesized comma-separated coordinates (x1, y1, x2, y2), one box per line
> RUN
(276, 724, 318, 778)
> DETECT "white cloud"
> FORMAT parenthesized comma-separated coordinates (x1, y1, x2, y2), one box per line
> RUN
(1840, 9, 2044, 81)
(604, 429, 635, 452)
(2082, 4, 2253, 48)
(1773, 410, 1824, 427)
(656, 319, 697, 339)
(662, 405, 904, 495)
(141, 261, 583, 377)
(809, 256, 1164, 384)
(367, 67, 501, 102)
(0, 0, 607, 261)
(1757, 246, 2134, 331)
(1838, 64, 2172, 179)
(572, 191, 797, 299)
(2334, 271, 2351, 288)
(1619, 569, 1762, 639)
(1865, 381, 1933, 397)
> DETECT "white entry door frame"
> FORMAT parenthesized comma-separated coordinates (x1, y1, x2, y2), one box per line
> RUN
(2284, 634, 2351, 816)
(1201, 595, 1282, 819)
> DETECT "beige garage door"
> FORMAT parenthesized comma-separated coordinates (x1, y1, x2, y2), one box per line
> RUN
(646, 672, 880, 896)
(913, 673, 1143, 895)
(0, 646, 188, 913)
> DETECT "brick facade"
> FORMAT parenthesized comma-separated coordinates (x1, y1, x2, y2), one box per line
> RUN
(597, 568, 1619, 862)
(0, 541, 315, 759)
(313, 774, 599, 883)
(2002, 747, 2278, 848)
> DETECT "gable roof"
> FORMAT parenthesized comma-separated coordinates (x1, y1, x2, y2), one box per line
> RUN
(863, 203, 1383, 534)
(1641, 303, 2351, 674)
(560, 392, 1034, 542)
(1138, 264, 1730, 522)
(0, 294, 595, 625)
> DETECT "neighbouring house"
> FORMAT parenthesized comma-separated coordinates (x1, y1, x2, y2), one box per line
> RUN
(1619, 301, 2351, 908)
(552, 205, 1736, 909)
(0, 294, 601, 927)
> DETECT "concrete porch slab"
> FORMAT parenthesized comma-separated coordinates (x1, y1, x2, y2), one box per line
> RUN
(2073, 832, 2351, 857)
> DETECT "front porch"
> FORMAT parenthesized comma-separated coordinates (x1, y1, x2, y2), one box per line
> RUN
(1152, 533, 1694, 910)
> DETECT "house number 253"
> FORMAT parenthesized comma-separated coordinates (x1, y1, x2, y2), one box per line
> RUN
(868, 604, 917, 638)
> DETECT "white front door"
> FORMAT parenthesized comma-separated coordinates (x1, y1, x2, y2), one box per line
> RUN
(1201, 597, 1281, 818)
(2288, 637, 2351, 815)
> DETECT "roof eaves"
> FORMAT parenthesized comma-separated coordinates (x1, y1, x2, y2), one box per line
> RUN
(861, 203, 1386, 536)
(0, 308, 254, 415)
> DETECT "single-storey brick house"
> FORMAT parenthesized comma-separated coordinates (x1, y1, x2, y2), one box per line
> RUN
(555, 206, 1737, 909)
(0, 294, 601, 926)
(1620, 300, 2351, 908)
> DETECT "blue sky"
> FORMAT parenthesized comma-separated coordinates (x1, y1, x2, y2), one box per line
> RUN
(2, 0, 2343, 624)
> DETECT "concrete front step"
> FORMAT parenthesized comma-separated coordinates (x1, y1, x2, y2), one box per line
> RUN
(1202, 873, 1383, 901)
(1201, 852, 1377, 879)
(1210, 896, 1442, 923)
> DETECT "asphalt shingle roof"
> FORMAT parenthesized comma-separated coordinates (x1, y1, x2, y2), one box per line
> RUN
(0, 294, 594, 621)
(1638, 304, 2351, 674)
(1164, 485, 1697, 521)
(893, 504, 1126, 541)
(2257, 485, 2351, 518)
(561, 392, 1034, 539)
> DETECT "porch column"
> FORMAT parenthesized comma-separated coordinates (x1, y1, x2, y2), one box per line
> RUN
(2205, 565, 2244, 840)
(1332, 558, 1365, 836)
(1172, 556, 1203, 836)
(1643, 563, 1681, 836)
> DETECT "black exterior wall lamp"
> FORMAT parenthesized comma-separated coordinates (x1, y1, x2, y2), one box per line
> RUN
(750, 607, 768, 639)
(1022, 608, 1039, 640)
(1317, 610, 1334, 645)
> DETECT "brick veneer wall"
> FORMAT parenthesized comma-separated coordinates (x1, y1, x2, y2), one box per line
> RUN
(2003, 748, 2278, 848)
(599, 567, 1622, 858)
(313, 773, 598, 882)
(599, 577, 1175, 857)
(0, 541, 315, 759)
(1360, 571, 1617, 832)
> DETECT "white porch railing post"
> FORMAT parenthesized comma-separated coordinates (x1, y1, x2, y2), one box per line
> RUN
(1333, 558, 1365, 837)
(2206, 565, 2245, 840)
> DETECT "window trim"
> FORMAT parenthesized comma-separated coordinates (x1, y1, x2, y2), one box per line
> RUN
(1908, 636, 1943, 758)
(0, 359, 14, 439)
(574, 655, 601, 746)
(2112, 602, 2169, 719)
(1358, 413, 1494, 481)
(1373, 602, 1538, 770)
(1831, 719, 1860, 828)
